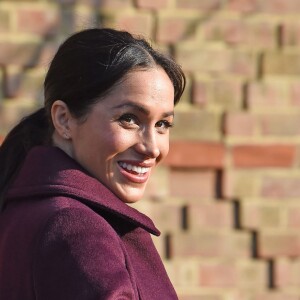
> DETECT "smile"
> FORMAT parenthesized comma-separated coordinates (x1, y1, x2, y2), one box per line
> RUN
(118, 162, 150, 175)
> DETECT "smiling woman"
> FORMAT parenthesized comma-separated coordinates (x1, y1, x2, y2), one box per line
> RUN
(0, 28, 185, 299)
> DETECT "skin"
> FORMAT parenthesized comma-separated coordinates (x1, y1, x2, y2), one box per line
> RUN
(51, 67, 175, 203)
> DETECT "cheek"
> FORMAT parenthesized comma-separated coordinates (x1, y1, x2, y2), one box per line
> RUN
(104, 131, 136, 157)
(158, 136, 170, 161)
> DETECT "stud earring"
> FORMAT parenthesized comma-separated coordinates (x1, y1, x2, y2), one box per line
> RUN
(64, 133, 70, 139)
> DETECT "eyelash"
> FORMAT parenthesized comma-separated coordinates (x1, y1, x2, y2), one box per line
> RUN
(118, 114, 173, 131)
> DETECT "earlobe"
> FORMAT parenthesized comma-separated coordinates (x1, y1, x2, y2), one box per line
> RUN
(51, 100, 72, 139)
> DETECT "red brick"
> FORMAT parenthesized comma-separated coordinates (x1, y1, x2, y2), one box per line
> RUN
(177, 0, 223, 11)
(164, 141, 225, 168)
(232, 145, 296, 168)
(226, 0, 261, 13)
(246, 80, 288, 108)
(156, 15, 197, 43)
(171, 231, 251, 258)
(258, 232, 300, 258)
(169, 169, 216, 198)
(259, 113, 300, 136)
(136, 0, 169, 9)
(261, 176, 300, 198)
(188, 202, 233, 229)
(16, 7, 60, 36)
(224, 112, 256, 136)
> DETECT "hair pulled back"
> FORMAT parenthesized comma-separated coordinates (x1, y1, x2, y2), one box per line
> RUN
(0, 28, 186, 210)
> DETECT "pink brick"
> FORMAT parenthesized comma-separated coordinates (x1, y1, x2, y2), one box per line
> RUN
(169, 169, 216, 198)
(259, 113, 300, 136)
(261, 176, 300, 198)
(199, 263, 238, 287)
(274, 258, 300, 288)
(226, 0, 261, 13)
(258, 232, 300, 258)
(289, 80, 300, 106)
(177, 0, 222, 11)
(16, 7, 60, 36)
(171, 231, 251, 258)
(164, 141, 225, 168)
(224, 112, 256, 136)
(202, 19, 276, 48)
(157, 15, 196, 43)
(287, 207, 300, 228)
(261, 0, 300, 13)
(188, 202, 233, 229)
(232, 145, 296, 168)
(247, 81, 288, 108)
(254, 293, 299, 300)
(136, 0, 169, 9)
(192, 78, 210, 107)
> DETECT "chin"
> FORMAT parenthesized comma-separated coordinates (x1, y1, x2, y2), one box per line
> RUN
(118, 189, 145, 204)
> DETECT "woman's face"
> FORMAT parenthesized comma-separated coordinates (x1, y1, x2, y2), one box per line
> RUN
(68, 67, 174, 203)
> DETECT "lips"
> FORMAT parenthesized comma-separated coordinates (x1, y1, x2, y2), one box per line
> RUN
(118, 161, 152, 183)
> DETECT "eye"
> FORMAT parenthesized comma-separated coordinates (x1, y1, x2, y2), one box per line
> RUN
(118, 114, 139, 128)
(155, 120, 173, 134)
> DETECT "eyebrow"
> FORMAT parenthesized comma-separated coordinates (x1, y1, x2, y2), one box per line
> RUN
(112, 101, 174, 118)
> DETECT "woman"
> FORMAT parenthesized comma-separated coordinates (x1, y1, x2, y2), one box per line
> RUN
(0, 28, 185, 299)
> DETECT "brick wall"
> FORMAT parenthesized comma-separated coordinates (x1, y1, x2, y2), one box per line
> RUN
(2, 0, 300, 299)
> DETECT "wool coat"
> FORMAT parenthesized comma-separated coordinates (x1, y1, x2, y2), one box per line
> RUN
(0, 146, 178, 300)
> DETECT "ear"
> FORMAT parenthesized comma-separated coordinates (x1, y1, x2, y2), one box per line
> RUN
(51, 100, 73, 139)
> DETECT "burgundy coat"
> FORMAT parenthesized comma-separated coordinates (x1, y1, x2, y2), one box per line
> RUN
(0, 146, 178, 300)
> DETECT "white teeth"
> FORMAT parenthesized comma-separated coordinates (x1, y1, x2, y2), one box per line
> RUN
(119, 162, 149, 174)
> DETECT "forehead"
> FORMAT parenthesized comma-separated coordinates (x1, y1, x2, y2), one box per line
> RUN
(98, 68, 175, 113)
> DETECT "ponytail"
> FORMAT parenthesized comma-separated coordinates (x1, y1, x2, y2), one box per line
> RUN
(0, 108, 50, 211)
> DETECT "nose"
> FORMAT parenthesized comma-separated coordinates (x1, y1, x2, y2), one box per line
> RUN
(135, 129, 160, 159)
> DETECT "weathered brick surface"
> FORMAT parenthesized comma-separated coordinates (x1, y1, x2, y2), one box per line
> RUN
(3, 0, 300, 298)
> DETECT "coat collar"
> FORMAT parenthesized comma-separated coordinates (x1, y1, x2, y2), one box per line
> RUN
(6, 146, 160, 236)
